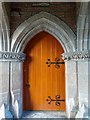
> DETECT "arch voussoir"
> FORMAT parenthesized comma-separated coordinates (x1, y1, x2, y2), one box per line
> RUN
(11, 12, 76, 53)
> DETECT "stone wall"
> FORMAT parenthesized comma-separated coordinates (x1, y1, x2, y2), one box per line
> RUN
(10, 2, 77, 36)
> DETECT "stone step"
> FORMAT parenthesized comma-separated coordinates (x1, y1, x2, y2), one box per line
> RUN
(22, 111, 67, 118)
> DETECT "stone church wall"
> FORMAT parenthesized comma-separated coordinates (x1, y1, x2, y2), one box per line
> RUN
(10, 2, 76, 36)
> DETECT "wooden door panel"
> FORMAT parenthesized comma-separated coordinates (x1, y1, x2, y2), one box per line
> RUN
(23, 31, 66, 111)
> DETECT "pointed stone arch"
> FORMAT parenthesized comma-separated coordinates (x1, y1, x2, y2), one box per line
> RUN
(10, 12, 78, 118)
(11, 12, 76, 53)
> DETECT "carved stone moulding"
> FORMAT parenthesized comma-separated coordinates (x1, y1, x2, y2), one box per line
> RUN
(0, 51, 25, 62)
(62, 50, 90, 61)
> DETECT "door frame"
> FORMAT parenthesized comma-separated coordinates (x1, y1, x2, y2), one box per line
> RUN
(11, 12, 78, 118)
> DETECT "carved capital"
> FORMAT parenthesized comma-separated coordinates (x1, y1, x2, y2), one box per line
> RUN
(62, 50, 90, 61)
(0, 52, 25, 62)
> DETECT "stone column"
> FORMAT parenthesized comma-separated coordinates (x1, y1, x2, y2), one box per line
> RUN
(11, 61, 23, 117)
(0, 61, 9, 106)
(88, 60, 90, 117)
(78, 60, 88, 111)
(65, 60, 78, 118)
(62, 50, 89, 118)
(62, 53, 78, 118)
(88, 2, 90, 117)
(0, 51, 25, 112)
(76, 2, 89, 118)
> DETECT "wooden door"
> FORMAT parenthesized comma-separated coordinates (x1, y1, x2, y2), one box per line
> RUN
(23, 31, 66, 111)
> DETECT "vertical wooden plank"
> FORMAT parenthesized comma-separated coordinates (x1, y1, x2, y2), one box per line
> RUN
(31, 44, 37, 110)
(46, 34, 48, 110)
(40, 37, 43, 109)
(29, 45, 35, 110)
(55, 40, 60, 110)
(41, 32, 47, 109)
(51, 36, 56, 109)
(46, 34, 53, 110)
(35, 40, 39, 110)
(36, 36, 42, 110)
(56, 40, 65, 110)
(56, 40, 60, 110)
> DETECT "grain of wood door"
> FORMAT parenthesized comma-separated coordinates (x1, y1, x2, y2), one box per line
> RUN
(23, 31, 66, 111)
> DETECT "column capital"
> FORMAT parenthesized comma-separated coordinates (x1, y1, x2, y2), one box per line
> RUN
(0, 51, 25, 62)
(62, 50, 90, 61)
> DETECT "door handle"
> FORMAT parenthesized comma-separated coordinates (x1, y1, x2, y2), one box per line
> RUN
(25, 83, 30, 87)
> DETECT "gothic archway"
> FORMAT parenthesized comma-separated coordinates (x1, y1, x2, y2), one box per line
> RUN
(11, 12, 76, 53)
(11, 12, 77, 118)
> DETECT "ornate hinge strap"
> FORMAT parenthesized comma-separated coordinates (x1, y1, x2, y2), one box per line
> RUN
(46, 57, 64, 68)
(46, 95, 65, 106)
(0, 51, 25, 62)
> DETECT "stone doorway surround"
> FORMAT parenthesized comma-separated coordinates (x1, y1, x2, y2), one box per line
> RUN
(10, 12, 78, 118)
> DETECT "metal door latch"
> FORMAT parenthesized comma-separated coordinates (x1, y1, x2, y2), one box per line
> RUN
(25, 83, 30, 87)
